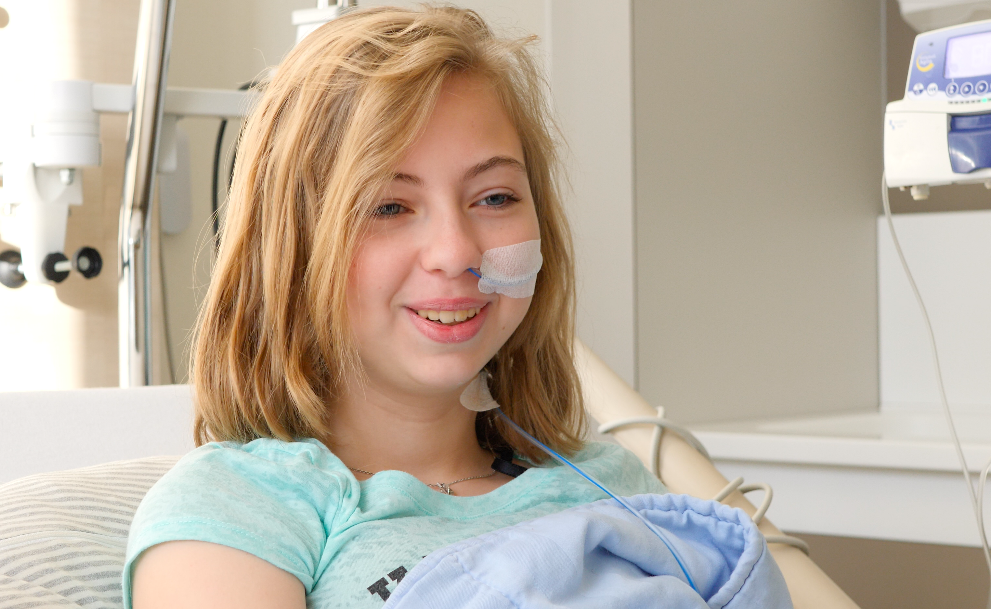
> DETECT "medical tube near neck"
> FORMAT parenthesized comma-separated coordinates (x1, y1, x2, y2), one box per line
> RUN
(496, 409, 700, 594)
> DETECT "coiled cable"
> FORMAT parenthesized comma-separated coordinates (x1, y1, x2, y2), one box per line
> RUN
(599, 407, 810, 555)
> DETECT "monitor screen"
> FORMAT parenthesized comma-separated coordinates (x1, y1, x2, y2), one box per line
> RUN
(945, 31, 991, 79)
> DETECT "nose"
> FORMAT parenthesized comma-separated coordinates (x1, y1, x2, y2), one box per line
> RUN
(419, 207, 481, 279)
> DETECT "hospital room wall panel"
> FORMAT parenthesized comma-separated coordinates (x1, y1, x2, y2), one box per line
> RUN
(546, 0, 637, 388)
(632, 0, 882, 425)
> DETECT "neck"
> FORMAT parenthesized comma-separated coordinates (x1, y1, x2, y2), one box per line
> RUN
(324, 380, 492, 482)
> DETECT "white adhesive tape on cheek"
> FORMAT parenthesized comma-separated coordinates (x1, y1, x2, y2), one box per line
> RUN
(476, 239, 543, 298)
(459, 371, 500, 412)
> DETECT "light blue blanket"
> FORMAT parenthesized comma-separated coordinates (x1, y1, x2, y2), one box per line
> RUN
(383, 493, 793, 608)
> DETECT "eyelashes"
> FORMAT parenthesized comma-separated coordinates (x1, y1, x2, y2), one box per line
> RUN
(476, 193, 521, 208)
(371, 192, 521, 219)
(372, 202, 406, 217)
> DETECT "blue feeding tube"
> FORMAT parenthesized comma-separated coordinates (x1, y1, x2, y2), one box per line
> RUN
(468, 267, 535, 288)
(496, 409, 700, 594)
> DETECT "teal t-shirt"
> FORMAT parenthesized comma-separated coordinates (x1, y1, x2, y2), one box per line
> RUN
(123, 438, 665, 608)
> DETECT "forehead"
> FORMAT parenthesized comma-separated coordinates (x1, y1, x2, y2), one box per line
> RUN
(394, 74, 525, 176)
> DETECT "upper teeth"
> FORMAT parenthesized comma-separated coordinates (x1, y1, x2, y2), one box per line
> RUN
(417, 307, 481, 324)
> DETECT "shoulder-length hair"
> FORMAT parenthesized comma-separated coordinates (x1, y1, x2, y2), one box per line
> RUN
(191, 5, 586, 462)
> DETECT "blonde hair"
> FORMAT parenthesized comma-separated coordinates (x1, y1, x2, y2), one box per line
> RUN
(191, 5, 587, 462)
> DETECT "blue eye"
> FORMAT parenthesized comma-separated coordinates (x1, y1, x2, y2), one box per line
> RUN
(373, 202, 405, 217)
(477, 193, 520, 208)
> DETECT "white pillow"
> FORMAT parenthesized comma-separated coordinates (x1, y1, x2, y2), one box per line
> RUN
(0, 457, 179, 609)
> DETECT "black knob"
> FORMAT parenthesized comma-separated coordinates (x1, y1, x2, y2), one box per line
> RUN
(0, 250, 26, 289)
(72, 246, 102, 279)
(42, 252, 70, 283)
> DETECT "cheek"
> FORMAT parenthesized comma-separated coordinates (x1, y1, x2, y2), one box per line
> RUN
(514, 201, 540, 243)
(348, 241, 409, 322)
(527, 206, 540, 240)
(498, 295, 533, 332)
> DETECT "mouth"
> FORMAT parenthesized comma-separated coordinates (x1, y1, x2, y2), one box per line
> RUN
(405, 302, 489, 343)
(413, 306, 483, 326)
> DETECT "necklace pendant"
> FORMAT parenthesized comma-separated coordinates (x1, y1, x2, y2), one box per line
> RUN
(437, 482, 452, 495)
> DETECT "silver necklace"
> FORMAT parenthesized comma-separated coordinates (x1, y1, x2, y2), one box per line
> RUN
(347, 465, 497, 495)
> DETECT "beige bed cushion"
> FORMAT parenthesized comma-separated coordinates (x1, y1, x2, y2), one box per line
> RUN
(0, 457, 179, 609)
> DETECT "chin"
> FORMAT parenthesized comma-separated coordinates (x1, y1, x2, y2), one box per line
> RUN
(412, 363, 485, 395)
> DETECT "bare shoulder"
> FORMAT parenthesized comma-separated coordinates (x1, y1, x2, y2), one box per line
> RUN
(132, 541, 306, 609)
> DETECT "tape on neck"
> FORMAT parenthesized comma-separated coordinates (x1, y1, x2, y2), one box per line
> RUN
(459, 370, 499, 412)
(472, 239, 542, 298)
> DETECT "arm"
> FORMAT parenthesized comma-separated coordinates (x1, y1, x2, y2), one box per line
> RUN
(574, 338, 859, 609)
(132, 541, 306, 609)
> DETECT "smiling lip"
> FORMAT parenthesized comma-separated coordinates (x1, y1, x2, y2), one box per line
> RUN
(405, 300, 490, 343)
(406, 298, 490, 311)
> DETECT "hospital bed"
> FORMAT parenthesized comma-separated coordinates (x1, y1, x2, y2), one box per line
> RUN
(0, 342, 857, 608)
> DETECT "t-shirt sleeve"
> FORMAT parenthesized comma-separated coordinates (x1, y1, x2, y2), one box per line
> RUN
(122, 440, 345, 607)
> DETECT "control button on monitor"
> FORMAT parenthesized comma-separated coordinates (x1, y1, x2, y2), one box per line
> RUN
(927, 82, 939, 95)
(977, 81, 989, 94)
(913, 82, 925, 95)
(947, 82, 959, 95)
(962, 82, 975, 95)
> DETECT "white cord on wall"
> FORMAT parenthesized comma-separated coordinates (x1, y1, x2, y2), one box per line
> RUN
(598, 409, 810, 556)
(598, 407, 710, 476)
(881, 172, 991, 608)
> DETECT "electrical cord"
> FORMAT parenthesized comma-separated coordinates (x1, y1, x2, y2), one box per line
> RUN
(598, 408, 811, 555)
(980, 456, 991, 586)
(598, 408, 710, 476)
(211, 117, 226, 245)
(712, 477, 773, 524)
(881, 172, 991, 608)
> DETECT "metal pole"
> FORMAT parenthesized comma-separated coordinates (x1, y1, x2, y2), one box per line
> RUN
(119, 0, 175, 387)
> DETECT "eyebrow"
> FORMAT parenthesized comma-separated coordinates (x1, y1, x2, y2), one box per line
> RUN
(392, 155, 526, 187)
(463, 156, 526, 181)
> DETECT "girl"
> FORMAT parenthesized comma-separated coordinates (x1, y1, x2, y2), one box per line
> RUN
(126, 6, 666, 608)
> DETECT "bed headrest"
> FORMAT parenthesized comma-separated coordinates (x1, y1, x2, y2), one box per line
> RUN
(0, 456, 178, 609)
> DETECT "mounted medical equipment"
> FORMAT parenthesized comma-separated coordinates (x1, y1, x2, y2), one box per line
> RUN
(884, 18, 991, 199)
(897, 0, 991, 34)
(883, 17, 991, 608)
(293, 0, 357, 44)
(0, 0, 352, 386)
(0, 81, 124, 288)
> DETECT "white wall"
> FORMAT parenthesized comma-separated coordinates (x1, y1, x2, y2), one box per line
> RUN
(548, 0, 637, 387)
(878, 210, 991, 411)
(632, 0, 883, 424)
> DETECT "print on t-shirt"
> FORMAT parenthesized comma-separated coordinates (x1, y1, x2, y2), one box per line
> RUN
(366, 565, 408, 601)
